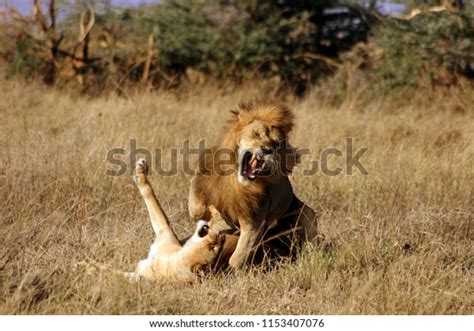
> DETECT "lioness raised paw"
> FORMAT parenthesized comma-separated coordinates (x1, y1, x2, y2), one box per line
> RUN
(134, 158, 148, 186)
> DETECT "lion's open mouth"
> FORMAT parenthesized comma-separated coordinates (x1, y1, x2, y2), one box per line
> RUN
(240, 151, 265, 181)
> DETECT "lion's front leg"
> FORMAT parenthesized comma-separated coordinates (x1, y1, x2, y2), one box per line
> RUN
(188, 177, 212, 221)
(228, 220, 264, 269)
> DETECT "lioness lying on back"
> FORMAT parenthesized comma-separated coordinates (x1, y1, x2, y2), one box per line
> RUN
(78, 159, 225, 283)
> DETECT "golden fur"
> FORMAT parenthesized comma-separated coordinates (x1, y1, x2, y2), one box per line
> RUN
(189, 103, 318, 268)
(78, 159, 224, 283)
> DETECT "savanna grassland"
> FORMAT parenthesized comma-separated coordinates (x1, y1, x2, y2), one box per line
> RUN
(0, 78, 472, 314)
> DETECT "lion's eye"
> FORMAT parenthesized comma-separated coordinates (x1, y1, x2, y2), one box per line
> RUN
(253, 131, 260, 138)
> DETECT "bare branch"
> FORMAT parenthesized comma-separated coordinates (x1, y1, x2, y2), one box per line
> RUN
(49, 0, 56, 30)
(300, 52, 342, 68)
(399, 5, 448, 20)
(141, 33, 154, 85)
(33, 0, 48, 32)
(8, 7, 31, 26)
(78, 4, 95, 43)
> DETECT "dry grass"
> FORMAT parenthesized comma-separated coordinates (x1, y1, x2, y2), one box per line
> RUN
(0, 78, 472, 314)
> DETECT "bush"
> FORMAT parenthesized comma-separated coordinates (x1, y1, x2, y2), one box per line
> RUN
(374, 10, 474, 90)
(152, 0, 369, 93)
(6, 1, 473, 96)
(1, 0, 370, 95)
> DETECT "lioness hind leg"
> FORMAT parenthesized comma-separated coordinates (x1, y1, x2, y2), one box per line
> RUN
(134, 159, 181, 247)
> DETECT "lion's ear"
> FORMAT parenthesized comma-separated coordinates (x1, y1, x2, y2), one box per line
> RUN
(230, 109, 240, 120)
(230, 102, 252, 123)
(234, 103, 253, 120)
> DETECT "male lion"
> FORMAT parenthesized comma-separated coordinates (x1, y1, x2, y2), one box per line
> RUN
(189, 103, 318, 269)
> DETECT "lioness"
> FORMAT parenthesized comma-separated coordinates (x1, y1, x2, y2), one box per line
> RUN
(189, 103, 318, 269)
(78, 159, 225, 283)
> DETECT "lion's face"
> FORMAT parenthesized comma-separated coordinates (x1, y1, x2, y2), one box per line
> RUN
(237, 120, 285, 185)
(216, 103, 296, 186)
(184, 220, 225, 269)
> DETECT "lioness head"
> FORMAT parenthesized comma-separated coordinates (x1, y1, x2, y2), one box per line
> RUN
(223, 103, 298, 185)
(184, 220, 225, 270)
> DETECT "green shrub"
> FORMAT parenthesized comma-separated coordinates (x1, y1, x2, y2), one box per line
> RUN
(8, 34, 44, 79)
(152, 0, 369, 93)
(2, 0, 372, 94)
(374, 10, 474, 90)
